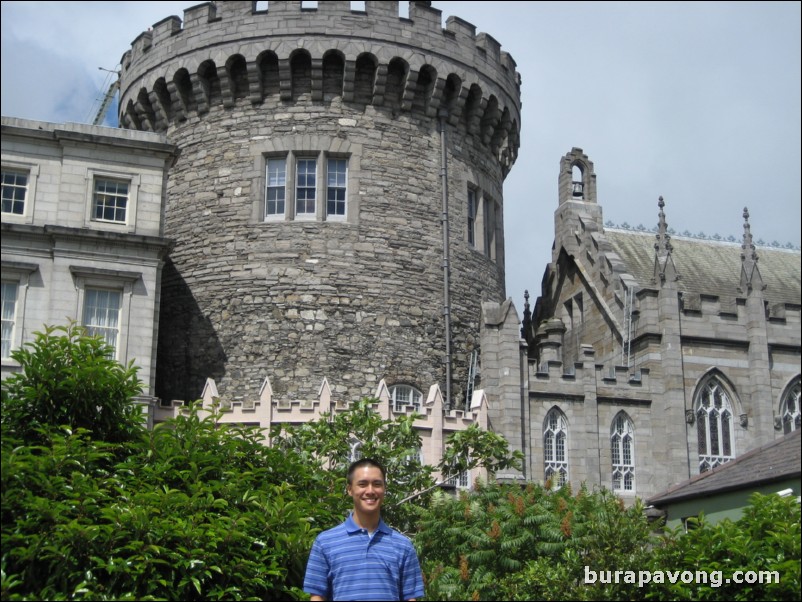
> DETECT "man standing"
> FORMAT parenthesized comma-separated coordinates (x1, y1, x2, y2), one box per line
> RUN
(303, 458, 425, 601)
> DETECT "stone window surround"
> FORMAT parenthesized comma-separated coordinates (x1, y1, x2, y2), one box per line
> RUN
(0, 261, 37, 364)
(465, 176, 502, 262)
(252, 136, 361, 225)
(0, 161, 39, 224)
(695, 376, 736, 473)
(611, 411, 635, 493)
(544, 406, 569, 487)
(70, 266, 141, 363)
(84, 168, 141, 233)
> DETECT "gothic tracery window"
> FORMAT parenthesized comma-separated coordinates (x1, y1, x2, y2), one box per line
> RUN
(611, 412, 635, 492)
(696, 378, 735, 473)
(544, 407, 568, 487)
(780, 380, 801, 435)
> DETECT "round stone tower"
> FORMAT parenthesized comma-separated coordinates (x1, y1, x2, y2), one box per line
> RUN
(118, 0, 521, 406)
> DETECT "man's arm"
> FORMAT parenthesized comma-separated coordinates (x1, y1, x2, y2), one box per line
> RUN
(310, 596, 325, 601)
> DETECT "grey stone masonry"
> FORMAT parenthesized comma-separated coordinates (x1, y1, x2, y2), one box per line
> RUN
(118, 1, 522, 405)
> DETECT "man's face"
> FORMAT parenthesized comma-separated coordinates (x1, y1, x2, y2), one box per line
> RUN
(347, 465, 386, 515)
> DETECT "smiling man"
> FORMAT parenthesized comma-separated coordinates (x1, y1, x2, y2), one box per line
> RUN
(303, 458, 424, 601)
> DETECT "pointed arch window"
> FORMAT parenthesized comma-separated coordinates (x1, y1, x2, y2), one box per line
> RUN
(544, 407, 568, 487)
(571, 164, 584, 198)
(390, 385, 422, 413)
(696, 378, 735, 472)
(348, 438, 363, 463)
(780, 379, 801, 435)
(611, 413, 635, 492)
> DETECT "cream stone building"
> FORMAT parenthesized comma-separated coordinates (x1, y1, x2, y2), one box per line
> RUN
(1, 119, 175, 423)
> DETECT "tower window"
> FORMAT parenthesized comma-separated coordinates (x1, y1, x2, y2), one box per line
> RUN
(326, 158, 347, 218)
(295, 158, 317, 216)
(265, 158, 286, 218)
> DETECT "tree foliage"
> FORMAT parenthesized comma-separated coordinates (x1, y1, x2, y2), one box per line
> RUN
(643, 493, 801, 601)
(1, 325, 523, 600)
(417, 481, 655, 601)
(418, 482, 801, 602)
(271, 400, 523, 534)
(1, 323, 143, 444)
(5, 325, 797, 601)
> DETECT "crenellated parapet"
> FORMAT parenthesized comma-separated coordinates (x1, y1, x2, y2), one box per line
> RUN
(153, 375, 489, 483)
(528, 355, 651, 403)
(119, 0, 521, 171)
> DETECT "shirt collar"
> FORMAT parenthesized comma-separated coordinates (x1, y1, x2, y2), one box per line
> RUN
(345, 512, 392, 535)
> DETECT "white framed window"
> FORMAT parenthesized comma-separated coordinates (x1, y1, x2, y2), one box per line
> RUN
(70, 266, 140, 362)
(1, 169, 28, 215)
(780, 380, 801, 435)
(326, 158, 347, 218)
(1, 281, 19, 359)
(445, 452, 471, 489)
(544, 407, 568, 488)
(295, 158, 317, 217)
(265, 157, 287, 219)
(390, 384, 422, 413)
(0, 261, 37, 362)
(696, 377, 735, 473)
(446, 469, 470, 489)
(84, 170, 139, 231)
(256, 143, 356, 223)
(92, 177, 129, 223)
(83, 288, 122, 354)
(611, 412, 635, 493)
(1, 163, 38, 223)
(467, 187, 476, 247)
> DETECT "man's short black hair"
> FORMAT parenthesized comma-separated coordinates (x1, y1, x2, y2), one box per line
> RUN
(347, 457, 386, 484)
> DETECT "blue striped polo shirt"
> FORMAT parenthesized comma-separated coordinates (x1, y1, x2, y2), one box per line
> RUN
(303, 513, 424, 601)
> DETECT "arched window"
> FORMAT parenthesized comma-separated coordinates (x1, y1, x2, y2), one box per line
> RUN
(611, 413, 635, 492)
(571, 164, 584, 197)
(390, 384, 422, 413)
(544, 407, 568, 487)
(696, 377, 735, 472)
(780, 379, 801, 435)
(348, 438, 362, 463)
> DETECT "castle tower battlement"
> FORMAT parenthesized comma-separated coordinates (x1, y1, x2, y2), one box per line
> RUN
(120, 0, 520, 170)
(117, 1, 523, 408)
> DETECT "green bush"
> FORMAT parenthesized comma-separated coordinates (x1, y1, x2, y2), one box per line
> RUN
(1, 323, 144, 444)
(1, 410, 345, 601)
(417, 481, 654, 601)
(643, 492, 801, 601)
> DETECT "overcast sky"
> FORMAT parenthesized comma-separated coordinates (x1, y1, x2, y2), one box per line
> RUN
(2, 1, 800, 309)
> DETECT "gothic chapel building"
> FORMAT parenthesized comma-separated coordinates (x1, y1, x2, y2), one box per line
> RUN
(497, 148, 801, 501)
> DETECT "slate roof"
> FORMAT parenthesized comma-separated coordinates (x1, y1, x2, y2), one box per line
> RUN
(648, 429, 802, 506)
(603, 230, 801, 307)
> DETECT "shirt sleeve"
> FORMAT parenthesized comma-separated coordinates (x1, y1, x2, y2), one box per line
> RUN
(400, 541, 425, 600)
(303, 536, 330, 598)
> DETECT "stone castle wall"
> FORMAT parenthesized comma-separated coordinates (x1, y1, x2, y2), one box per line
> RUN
(118, 1, 522, 405)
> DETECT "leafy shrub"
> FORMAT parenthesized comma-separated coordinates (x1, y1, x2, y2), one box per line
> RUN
(417, 482, 654, 601)
(1, 323, 143, 444)
(643, 492, 801, 601)
(1, 410, 344, 601)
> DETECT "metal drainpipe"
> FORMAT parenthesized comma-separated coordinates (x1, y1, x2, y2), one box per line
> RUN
(438, 110, 453, 410)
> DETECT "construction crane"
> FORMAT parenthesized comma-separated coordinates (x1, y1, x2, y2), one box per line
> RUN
(89, 67, 120, 126)
(92, 79, 120, 126)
